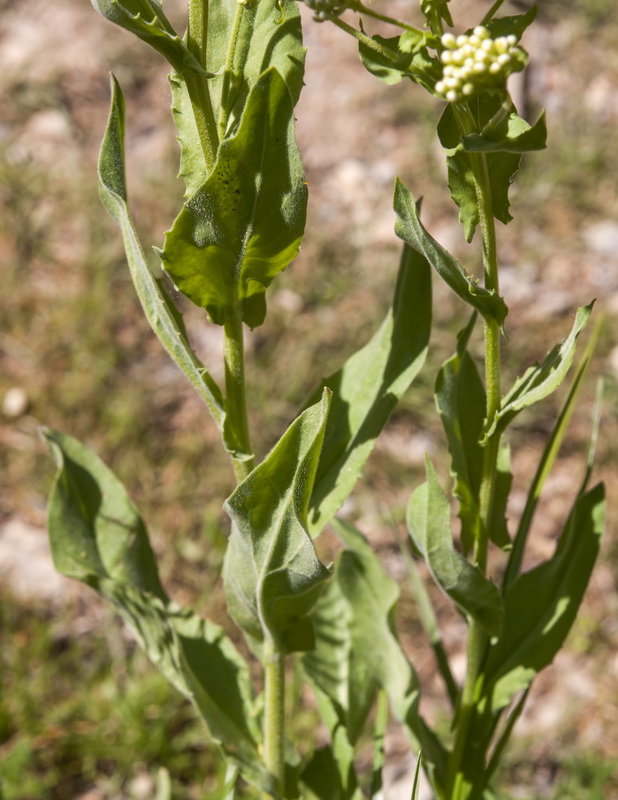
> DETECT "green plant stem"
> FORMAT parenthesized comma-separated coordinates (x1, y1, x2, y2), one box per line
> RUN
(446, 618, 486, 799)
(453, 104, 502, 565)
(349, 1, 424, 34)
(327, 15, 398, 59)
(186, 0, 219, 170)
(481, 0, 508, 25)
(327, 15, 428, 82)
(223, 308, 254, 482)
(446, 103, 504, 800)
(263, 642, 286, 797)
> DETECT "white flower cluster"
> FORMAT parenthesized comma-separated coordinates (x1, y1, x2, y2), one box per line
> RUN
(435, 26, 522, 103)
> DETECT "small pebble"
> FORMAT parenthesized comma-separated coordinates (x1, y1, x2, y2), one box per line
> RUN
(2, 386, 29, 418)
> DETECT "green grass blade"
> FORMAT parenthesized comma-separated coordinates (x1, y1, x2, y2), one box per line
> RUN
(410, 751, 422, 800)
(155, 767, 172, 800)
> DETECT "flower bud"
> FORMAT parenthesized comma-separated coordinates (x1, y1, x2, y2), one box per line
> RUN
(435, 23, 525, 103)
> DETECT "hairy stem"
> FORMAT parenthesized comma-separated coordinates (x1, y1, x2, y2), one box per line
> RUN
(263, 642, 286, 797)
(224, 308, 254, 482)
(186, 0, 219, 170)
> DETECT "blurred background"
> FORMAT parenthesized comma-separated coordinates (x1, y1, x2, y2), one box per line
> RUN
(1, 0, 617, 797)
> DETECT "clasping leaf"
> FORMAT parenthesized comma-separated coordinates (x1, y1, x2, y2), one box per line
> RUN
(437, 100, 546, 242)
(171, 0, 305, 197)
(161, 67, 308, 328)
(223, 391, 332, 654)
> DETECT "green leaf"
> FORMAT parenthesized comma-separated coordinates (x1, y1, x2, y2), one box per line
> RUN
(302, 574, 378, 745)
(301, 747, 345, 800)
(91, 0, 208, 75)
(329, 519, 448, 790)
(421, 0, 453, 32)
(359, 35, 414, 86)
(462, 111, 547, 155)
(437, 101, 539, 240)
(308, 243, 431, 536)
(486, 149, 521, 228)
(394, 179, 508, 326)
(434, 314, 485, 554)
(170, 0, 305, 197)
(484, 7, 537, 40)
(161, 68, 308, 328)
(481, 482, 605, 713)
(301, 686, 362, 800)
(223, 391, 332, 654)
(43, 428, 271, 793)
(487, 303, 594, 439)
(370, 692, 389, 800)
(44, 426, 165, 599)
(331, 519, 418, 710)
(490, 440, 513, 550)
(170, 73, 210, 201)
(406, 457, 503, 637)
(440, 146, 480, 243)
(504, 322, 601, 586)
(359, 35, 440, 92)
(97, 77, 235, 445)
(213, 0, 305, 139)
